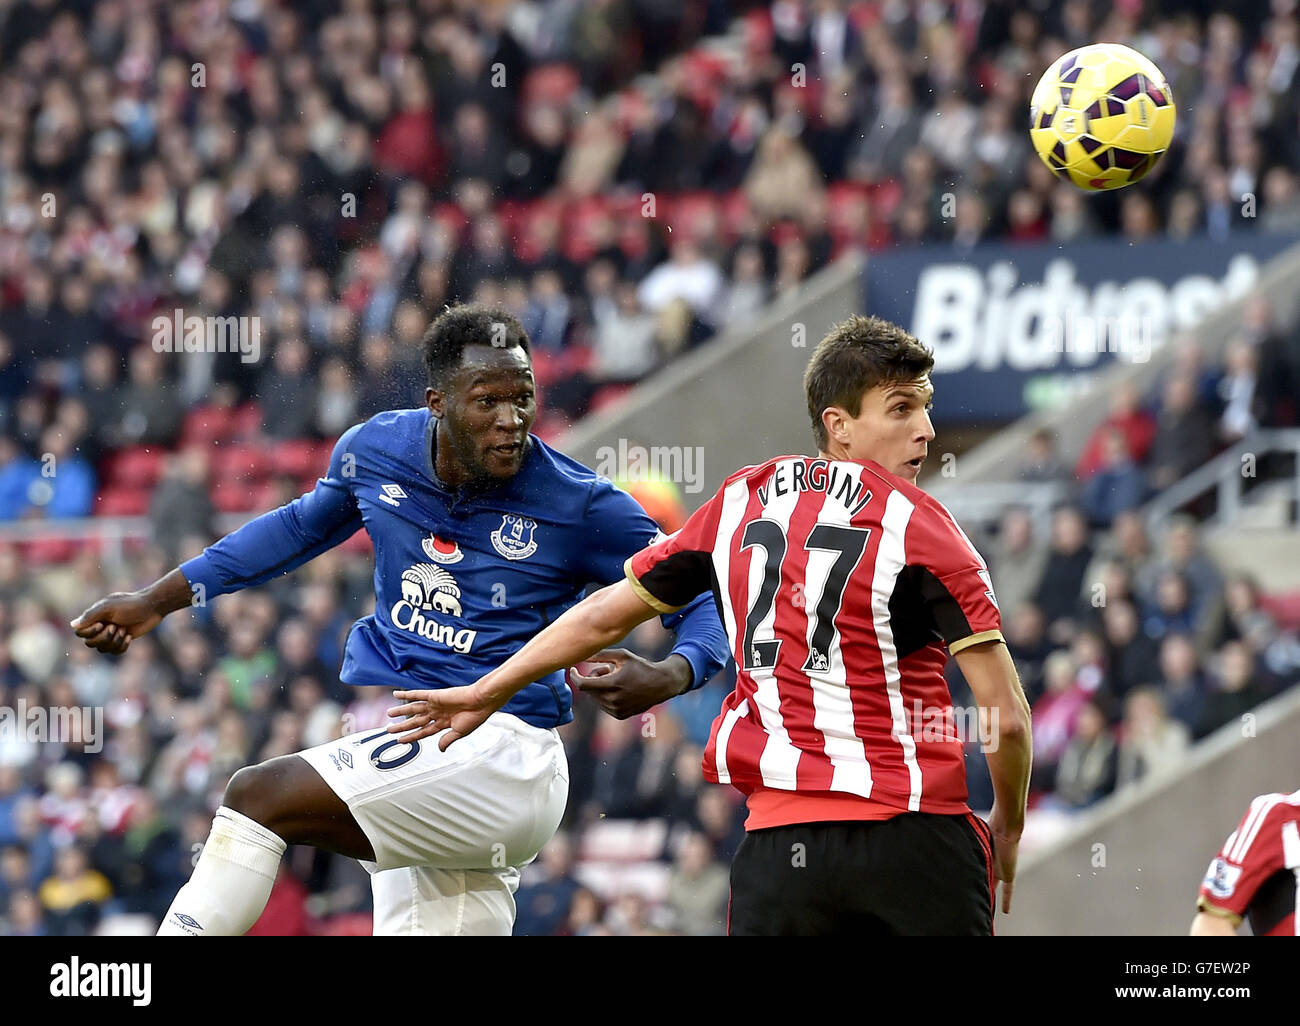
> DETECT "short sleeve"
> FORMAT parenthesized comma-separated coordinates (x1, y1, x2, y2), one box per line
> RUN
(907, 497, 1003, 655)
(1196, 799, 1289, 924)
(625, 485, 726, 613)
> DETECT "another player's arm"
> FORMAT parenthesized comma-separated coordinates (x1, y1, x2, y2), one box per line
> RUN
(952, 638, 1033, 914)
(567, 481, 730, 718)
(73, 426, 366, 654)
(389, 578, 662, 748)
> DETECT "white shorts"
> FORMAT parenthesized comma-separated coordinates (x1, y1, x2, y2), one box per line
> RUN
(298, 712, 568, 935)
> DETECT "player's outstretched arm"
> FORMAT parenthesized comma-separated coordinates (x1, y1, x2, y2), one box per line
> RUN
(388, 578, 660, 749)
(71, 567, 196, 654)
(953, 638, 1033, 915)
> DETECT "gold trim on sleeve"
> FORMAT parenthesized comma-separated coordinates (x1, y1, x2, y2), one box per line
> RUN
(624, 556, 685, 614)
(947, 629, 1005, 655)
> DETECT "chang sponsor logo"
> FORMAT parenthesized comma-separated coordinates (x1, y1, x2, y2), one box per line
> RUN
(390, 562, 477, 653)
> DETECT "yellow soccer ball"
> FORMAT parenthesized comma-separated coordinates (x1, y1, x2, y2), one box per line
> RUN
(1029, 42, 1176, 191)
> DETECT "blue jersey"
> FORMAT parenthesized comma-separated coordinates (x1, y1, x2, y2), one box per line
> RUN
(180, 408, 730, 729)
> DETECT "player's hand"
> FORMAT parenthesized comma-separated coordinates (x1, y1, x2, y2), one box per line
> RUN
(70, 591, 166, 655)
(988, 804, 1021, 915)
(569, 649, 691, 720)
(386, 685, 496, 751)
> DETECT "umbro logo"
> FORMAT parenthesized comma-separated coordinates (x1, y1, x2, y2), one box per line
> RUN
(378, 484, 408, 507)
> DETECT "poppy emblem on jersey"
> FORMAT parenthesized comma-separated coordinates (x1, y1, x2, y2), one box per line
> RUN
(491, 514, 538, 560)
(422, 534, 464, 564)
(1203, 857, 1241, 899)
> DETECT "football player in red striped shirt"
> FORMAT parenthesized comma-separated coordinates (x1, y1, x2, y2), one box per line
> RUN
(1192, 788, 1300, 936)
(389, 315, 1033, 935)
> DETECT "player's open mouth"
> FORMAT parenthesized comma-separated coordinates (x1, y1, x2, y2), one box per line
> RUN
(492, 442, 523, 456)
(907, 458, 924, 470)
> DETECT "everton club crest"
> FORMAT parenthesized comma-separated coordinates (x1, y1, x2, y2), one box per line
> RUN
(491, 514, 538, 560)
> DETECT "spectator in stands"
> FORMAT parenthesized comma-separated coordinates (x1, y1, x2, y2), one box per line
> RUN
(666, 831, 729, 936)
(1030, 650, 1086, 794)
(514, 832, 581, 938)
(1211, 573, 1279, 651)
(1142, 571, 1198, 643)
(1080, 427, 1147, 527)
(149, 449, 214, 563)
(1032, 506, 1094, 632)
(1052, 700, 1118, 809)
(1016, 427, 1073, 490)
(1148, 517, 1224, 639)
(4, 890, 45, 936)
(259, 337, 319, 440)
(636, 238, 725, 330)
(1074, 381, 1156, 481)
(1244, 293, 1299, 429)
(719, 243, 770, 329)
(988, 506, 1049, 621)
(38, 843, 112, 936)
(1116, 687, 1189, 789)
(1196, 641, 1275, 740)
(1005, 601, 1051, 705)
(0, 438, 35, 522)
(1215, 337, 1258, 443)
(1101, 599, 1161, 703)
(117, 348, 184, 448)
(744, 125, 827, 225)
(1146, 373, 1219, 492)
(1156, 633, 1209, 735)
(1260, 166, 1300, 236)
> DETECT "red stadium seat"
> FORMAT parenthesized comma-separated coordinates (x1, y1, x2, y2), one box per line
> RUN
(232, 402, 263, 439)
(532, 411, 572, 444)
(211, 478, 254, 514)
(272, 439, 323, 479)
(589, 384, 635, 414)
(95, 486, 150, 517)
(1260, 592, 1300, 631)
(23, 537, 77, 565)
(106, 447, 165, 490)
(211, 444, 273, 484)
(180, 405, 238, 446)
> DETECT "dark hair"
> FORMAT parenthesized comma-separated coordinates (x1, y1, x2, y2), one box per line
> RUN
(802, 315, 934, 450)
(421, 304, 530, 388)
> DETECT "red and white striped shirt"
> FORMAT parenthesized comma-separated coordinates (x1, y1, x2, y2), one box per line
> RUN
(1198, 788, 1300, 936)
(626, 455, 1003, 828)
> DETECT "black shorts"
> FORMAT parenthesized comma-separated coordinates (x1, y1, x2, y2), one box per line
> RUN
(727, 812, 995, 936)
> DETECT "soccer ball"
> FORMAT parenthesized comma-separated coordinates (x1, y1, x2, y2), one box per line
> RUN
(1029, 43, 1176, 191)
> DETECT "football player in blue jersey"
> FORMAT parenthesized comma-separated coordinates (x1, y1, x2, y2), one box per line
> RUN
(72, 304, 730, 936)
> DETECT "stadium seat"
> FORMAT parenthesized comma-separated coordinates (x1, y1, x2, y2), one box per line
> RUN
(272, 439, 324, 479)
(94, 486, 150, 517)
(231, 402, 263, 439)
(106, 447, 165, 490)
(180, 405, 239, 447)
(211, 444, 273, 484)
(22, 537, 77, 565)
(589, 384, 635, 414)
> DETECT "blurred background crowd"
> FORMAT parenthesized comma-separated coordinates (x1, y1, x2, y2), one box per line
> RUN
(0, 0, 1298, 934)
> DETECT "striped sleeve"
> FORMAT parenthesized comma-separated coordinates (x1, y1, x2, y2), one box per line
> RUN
(1197, 794, 1294, 923)
(905, 496, 1003, 654)
(625, 485, 726, 613)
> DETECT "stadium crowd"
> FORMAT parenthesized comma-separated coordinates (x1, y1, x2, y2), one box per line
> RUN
(0, 0, 1299, 934)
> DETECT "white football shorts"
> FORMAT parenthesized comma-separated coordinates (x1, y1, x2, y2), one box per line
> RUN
(298, 711, 568, 935)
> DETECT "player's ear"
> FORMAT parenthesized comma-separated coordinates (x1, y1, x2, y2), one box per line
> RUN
(426, 386, 444, 417)
(822, 406, 847, 446)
